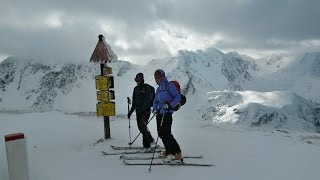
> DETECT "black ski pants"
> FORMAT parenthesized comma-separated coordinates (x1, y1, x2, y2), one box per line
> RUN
(136, 110, 154, 148)
(156, 113, 181, 154)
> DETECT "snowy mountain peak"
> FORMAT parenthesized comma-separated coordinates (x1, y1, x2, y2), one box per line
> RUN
(221, 52, 253, 90)
(1, 49, 320, 133)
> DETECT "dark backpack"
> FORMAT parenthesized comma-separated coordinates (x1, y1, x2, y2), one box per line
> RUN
(141, 83, 155, 107)
(167, 81, 187, 111)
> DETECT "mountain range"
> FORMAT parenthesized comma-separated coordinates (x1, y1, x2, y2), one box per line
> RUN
(1, 47, 319, 132)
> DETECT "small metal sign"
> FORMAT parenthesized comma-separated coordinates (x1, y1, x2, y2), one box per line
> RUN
(103, 67, 113, 75)
(97, 91, 109, 102)
(109, 90, 115, 100)
(95, 75, 108, 90)
(97, 102, 115, 116)
(108, 76, 114, 89)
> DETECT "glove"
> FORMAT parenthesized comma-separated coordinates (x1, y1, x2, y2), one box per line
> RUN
(174, 103, 181, 111)
(163, 103, 171, 110)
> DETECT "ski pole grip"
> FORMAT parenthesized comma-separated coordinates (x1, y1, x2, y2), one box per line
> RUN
(127, 97, 131, 104)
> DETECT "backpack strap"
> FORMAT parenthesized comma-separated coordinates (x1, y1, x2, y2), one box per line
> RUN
(166, 82, 174, 101)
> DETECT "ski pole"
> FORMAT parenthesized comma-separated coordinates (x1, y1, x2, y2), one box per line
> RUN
(149, 113, 165, 172)
(128, 111, 157, 146)
(127, 97, 132, 145)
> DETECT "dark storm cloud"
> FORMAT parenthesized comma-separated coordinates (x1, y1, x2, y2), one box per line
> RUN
(0, 0, 319, 63)
(164, 0, 320, 47)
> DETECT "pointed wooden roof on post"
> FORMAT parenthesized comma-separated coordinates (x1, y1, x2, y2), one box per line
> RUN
(90, 34, 113, 63)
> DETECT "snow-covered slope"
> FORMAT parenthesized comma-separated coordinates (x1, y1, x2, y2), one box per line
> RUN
(1, 48, 320, 132)
(0, 57, 137, 112)
(199, 91, 320, 133)
(1, 109, 320, 180)
(250, 52, 320, 102)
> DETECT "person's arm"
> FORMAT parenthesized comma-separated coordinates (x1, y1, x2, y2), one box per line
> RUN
(152, 88, 159, 112)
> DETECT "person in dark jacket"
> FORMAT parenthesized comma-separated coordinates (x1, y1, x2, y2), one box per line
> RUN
(128, 73, 154, 150)
(152, 69, 182, 162)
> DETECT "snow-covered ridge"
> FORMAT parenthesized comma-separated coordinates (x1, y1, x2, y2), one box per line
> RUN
(1, 48, 320, 132)
(199, 90, 320, 133)
(1, 58, 135, 110)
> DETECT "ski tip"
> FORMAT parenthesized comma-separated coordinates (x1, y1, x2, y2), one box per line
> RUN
(204, 163, 214, 167)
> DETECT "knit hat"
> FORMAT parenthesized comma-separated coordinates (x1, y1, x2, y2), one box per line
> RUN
(154, 69, 165, 77)
(135, 72, 144, 83)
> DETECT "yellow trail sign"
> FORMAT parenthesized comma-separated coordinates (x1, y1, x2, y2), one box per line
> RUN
(97, 91, 109, 102)
(97, 102, 115, 116)
(95, 75, 108, 91)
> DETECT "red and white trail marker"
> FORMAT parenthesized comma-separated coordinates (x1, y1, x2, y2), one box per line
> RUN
(5, 133, 29, 180)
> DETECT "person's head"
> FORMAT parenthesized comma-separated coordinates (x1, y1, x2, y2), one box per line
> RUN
(154, 69, 165, 85)
(135, 72, 144, 85)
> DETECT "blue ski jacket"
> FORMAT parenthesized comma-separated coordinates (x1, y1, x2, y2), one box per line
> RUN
(153, 69, 181, 115)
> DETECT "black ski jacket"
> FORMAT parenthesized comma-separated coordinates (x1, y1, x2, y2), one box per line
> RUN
(129, 83, 152, 113)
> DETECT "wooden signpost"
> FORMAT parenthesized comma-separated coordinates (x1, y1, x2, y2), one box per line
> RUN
(90, 34, 116, 139)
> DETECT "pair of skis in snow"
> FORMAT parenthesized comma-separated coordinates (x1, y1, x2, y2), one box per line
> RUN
(102, 145, 214, 167)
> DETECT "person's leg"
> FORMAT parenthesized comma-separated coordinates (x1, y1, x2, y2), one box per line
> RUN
(142, 111, 154, 143)
(157, 114, 169, 152)
(160, 114, 181, 154)
(136, 111, 152, 148)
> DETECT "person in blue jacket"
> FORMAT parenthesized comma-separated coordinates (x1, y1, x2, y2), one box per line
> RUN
(153, 69, 182, 162)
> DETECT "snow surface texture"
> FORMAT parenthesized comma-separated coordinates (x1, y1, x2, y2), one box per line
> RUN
(0, 48, 320, 133)
(0, 111, 319, 180)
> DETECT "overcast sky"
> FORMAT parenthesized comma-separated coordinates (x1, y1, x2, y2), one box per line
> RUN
(1, 0, 320, 64)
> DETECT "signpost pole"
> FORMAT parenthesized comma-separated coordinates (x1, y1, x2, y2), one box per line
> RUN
(104, 116, 110, 139)
(100, 63, 110, 139)
(91, 34, 115, 140)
